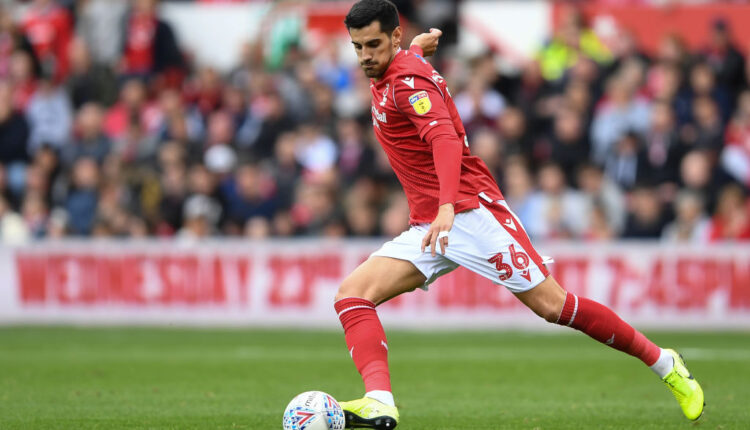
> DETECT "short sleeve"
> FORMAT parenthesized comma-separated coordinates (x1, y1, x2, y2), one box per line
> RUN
(393, 75, 453, 140)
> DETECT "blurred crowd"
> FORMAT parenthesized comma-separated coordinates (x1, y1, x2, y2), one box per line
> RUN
(0, 0, 749, 243)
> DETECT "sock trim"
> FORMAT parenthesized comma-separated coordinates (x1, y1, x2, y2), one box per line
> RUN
(567, 294, 579, 327)
(337, 304, 375, 318)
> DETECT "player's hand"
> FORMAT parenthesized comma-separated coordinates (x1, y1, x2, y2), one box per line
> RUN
(410, 28, 443, 57)
(421, 203, 455, 257)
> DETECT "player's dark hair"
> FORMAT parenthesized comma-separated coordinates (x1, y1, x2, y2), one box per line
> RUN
(344, 0, 400, 34)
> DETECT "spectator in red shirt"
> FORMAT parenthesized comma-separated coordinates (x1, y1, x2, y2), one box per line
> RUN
(120, 0, 185, 82)
(709, 183, 750, 241)
(20, 0, 73, 83)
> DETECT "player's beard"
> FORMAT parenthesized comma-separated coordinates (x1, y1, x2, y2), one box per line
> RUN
(361, 62, 382, 78)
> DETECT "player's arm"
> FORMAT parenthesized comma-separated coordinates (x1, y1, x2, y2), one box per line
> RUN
(393, 75, 462, 256)
(409, 28, 442, 57)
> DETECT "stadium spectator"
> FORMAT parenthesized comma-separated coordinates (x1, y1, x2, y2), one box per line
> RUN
(591, 76, 651, 164)
(687, 60, 731, 124)
(708, 184, 750, 241)
(0, 6, 37, 80)
(8, 50, 37, 111)
(721, 90, 750, 187)
(623, 185, 667, 239)
(643, 100, 683, 185)
(576, 162, 627, 235)
(294, 122, 338, 175)
(584, 203, 616, 241)
(104, 79, 158, 141)
(63, 102, 112, 167)
(469, 128, 503, 182)
(0, 193, 28, 243)
(501, 158, 536, 230)
(119, 0, 185, 82)
(75, 0, 128, 67)
(222, 163, 278, 230)
(244, 215, 271, 239)
(537, 6, 611, 82)
(604, 131, 648, 190)
(179, 193, 221, 241)
(20, 0, 73, 83)
(549, 105, 590, 182)
(64, 157, 99, 235)
(65, 37, 118, 110)
(379, 192, 409, 238)
(0, 80, 30, 167)
(679, 149, 723, 212)
(248, 90, 294, 160)
(702, 19, 745, 106)
(454, 72, 506, 137)
(661, 189, 711, 243)
(496, 106, 531, 160)
(684, 96, 724, 153)
(26, 75, 72, 153)
(154, 144, 188, 235)
(656, 33, 690, 72)
(525, 162, 591, 240)
(21, 191, 48, 238)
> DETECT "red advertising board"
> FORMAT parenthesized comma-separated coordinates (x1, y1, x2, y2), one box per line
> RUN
(3, 241, 749, 328)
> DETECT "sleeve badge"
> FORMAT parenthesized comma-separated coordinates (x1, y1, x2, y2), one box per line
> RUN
(408, 91, 432, 115)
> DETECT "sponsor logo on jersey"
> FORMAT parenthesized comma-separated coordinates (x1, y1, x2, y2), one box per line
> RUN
(408, 91, 431, 115)
(372, 105, 387, 123)
(401, 76, 415, 89)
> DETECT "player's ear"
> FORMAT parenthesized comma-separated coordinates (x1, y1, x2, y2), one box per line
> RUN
(391, 26, 402, 49)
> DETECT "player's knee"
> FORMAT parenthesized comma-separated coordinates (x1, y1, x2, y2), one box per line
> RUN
(335, 278, 376, 303)
(531, 299, 564, 323)
(541, 306, 561, 323)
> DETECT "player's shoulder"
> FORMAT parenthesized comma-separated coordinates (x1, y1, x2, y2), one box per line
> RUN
(390, 50, 433, 80)
(390, 66, 438, 96)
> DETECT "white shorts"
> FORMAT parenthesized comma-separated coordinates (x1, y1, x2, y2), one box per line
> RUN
(371, 196, 551, 293)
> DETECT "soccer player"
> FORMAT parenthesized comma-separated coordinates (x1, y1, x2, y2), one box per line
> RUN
(334, 1, 704, 428)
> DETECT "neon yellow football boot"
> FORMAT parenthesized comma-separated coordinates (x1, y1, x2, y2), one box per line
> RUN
(340, 397, 399, 429)
(662, 349, 705, 421)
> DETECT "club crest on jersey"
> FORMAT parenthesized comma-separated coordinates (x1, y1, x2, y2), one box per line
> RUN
(408, 91, 431, 115)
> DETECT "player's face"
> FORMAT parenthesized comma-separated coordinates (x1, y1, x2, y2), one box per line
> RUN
(349, 21, 402, 79)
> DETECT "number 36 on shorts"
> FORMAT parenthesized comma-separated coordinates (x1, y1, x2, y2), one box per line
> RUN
(488, 244, 530, 281)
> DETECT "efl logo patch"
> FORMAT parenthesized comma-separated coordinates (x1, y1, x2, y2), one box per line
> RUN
(408, 91, 431, 115)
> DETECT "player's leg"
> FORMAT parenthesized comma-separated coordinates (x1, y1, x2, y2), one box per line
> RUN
(444, 199, 704, 421)
(515, 276, 664, 366)
(335, 256, 426, 429)
(514, 276, 704, 420)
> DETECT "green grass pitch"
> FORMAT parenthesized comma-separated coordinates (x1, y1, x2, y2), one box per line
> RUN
(1, 327, 749, 429)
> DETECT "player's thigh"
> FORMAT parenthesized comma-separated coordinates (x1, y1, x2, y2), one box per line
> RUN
(445, 200, 551, 294)
(336, 256, 427, 305)
(513, 275, 566, 322)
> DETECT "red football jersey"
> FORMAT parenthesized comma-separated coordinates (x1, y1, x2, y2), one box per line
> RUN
(370, 48, 503, 224)
(22, 4, 72, 82)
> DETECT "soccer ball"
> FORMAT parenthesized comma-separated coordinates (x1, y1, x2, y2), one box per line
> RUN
(282, 391, 346, 430)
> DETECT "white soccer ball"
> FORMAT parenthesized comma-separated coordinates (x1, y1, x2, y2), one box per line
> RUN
(282, 391, 346, 430)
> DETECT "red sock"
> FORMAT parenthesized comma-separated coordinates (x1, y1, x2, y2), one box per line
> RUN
(556, 292, 661, 366)
(335, 297, 391, 392)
